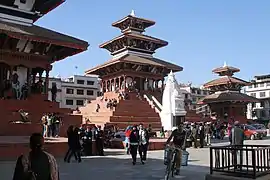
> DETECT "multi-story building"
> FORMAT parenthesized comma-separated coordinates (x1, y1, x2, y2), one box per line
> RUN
(179, 84, 211, 115)
(47, 75, 100, 109)
(245, 74, 270, 121)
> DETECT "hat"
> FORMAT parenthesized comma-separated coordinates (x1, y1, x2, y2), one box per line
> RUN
(234, 121, 240, 125)
(172, 127, 177, 131)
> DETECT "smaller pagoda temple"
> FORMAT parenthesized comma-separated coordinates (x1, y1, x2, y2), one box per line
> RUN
(199, 63, 258, 123)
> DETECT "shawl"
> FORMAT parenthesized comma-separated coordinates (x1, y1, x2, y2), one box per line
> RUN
(21, 151, 59, 180)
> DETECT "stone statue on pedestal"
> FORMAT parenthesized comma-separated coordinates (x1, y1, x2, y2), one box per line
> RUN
(161, 71, 186, 131)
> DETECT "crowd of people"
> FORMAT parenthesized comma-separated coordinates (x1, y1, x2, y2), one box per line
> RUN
(41, 113, 62, 138)
(63, 124, 105, 163)
(10, 119, 252, 179)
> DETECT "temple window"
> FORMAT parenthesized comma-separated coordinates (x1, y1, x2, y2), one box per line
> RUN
(260, 83, 265, 87)
(76, 100, 84, 106)
(254, 83, 258, 88)
(66, 99, 73, 105)
(87, 81, 94, 85)
(87, 90, 94, 96)
(66, 88, 74, 94)
(77, 80, 85, 85)
(267, 83, 270, 87)
(250, 93, 256, 97)
(76, 89, 84, 95)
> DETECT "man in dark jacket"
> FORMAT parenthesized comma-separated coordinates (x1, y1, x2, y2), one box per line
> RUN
(95, 126, 104, 156)
(82, 126, 92, 156)
(129, 125, 140, 165)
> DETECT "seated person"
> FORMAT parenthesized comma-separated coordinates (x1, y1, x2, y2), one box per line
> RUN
(96, 104, 100, 112)
(18, 109, 30, 122)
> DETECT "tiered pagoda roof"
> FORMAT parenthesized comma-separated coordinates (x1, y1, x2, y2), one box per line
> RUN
(112, 11, 155, 33)
(86, 11, 182, 76)
(0, 1, 89, 64)
(203, 63, 249, 91)
(1, 0, 65, 21)
(199, 63, 258, 104)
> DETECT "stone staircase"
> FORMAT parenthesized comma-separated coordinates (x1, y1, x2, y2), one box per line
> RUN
(0, 94, 82, 136)
(80, 92, 162, 130)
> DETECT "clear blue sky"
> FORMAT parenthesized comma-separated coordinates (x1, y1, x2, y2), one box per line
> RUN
(36, 0, 270, 86)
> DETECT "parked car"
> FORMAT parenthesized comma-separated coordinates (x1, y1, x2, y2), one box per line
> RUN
(241, 124, 264, 140)
(114, 131, 126, 141)
(251, 124, 267, 137)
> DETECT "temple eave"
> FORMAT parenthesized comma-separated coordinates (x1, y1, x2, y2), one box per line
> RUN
(0, 21, 89, 50)
(212, 66, 240, 74)
(111, 15, 156, 27)
(199, 92, 259, 104)
(203, 77, 249, 88)
(99, 34, 168, 49)
(85, 55, 182, 76)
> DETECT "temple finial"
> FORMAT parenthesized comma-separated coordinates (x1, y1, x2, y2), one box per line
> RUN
(223, 61, 227, 67)
(130, 10, 135, 17)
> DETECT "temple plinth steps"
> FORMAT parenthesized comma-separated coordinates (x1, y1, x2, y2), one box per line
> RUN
(106, 122, 162, 130)
(81, 92, 162, 130)
(110, 116, 160, 122)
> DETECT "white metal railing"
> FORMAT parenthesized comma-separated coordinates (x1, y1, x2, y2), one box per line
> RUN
(143, 94, 162, 114)
(152, 96, 162, 111)
(195, 104, 208, 114)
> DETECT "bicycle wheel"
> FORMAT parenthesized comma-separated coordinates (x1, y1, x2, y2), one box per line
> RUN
(165, 159, 172, 180)
(171, 152, 176, 177)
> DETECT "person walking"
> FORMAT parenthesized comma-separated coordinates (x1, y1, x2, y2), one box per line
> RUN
(198, 123, 205, 148)
(229, 121, 245, 168)
(13, 133, 59, 180)
(129, 125, 140, 165)
(204, 122, 212, 146)
(65, 127, 81, 163)
(191, 123, 198, 148)
(64, 125, 77, 162)
(138, 123, 149, 163)
(125, 125, 132, 154)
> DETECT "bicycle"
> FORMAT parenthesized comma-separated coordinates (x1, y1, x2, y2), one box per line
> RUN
(164, 145, 181, 180)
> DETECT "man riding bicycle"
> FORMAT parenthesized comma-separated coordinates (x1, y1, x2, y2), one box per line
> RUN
(166, 123, 186, 175)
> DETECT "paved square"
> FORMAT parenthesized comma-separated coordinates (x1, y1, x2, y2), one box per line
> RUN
(0, 138, 269, 180)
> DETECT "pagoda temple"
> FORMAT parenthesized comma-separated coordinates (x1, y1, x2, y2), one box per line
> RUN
(81, 11, 183, 130)
(0, 0, 88, 138)
(199, 63, 258, 123)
